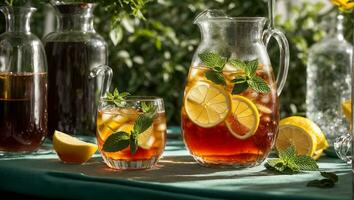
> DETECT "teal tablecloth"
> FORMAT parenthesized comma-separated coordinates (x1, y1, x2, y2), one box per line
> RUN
(0, 134, 352, 200)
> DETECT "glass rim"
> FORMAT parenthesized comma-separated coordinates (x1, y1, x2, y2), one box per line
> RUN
(100, 96, 164, 103)
(0, 6, 37, 12)
(191, 65, 266, 73)
(195, 17, 266, 24)
(50, 1, 96, 6)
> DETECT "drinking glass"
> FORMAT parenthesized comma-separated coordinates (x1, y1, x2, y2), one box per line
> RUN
(96, 97, 167, 170)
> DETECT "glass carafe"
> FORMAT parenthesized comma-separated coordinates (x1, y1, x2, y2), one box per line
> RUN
(43, 2, 112, 138)
(306, 14, 352, 149)
(181, 10, 289, 167)
(0, 6, 47, 154)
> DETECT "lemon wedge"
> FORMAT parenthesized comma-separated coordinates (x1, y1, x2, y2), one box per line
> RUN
(117, 124, 155, 150)
(184, 81, 231, 128)
(276, 116, 328, 159)
(53, 130, 98, 164)
(225, 95, 260, 139)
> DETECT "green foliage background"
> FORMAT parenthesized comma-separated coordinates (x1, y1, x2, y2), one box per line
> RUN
(0, 0, 353, 125)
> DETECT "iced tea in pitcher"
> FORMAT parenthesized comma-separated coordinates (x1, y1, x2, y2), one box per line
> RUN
(181, 11, 289, 167)
(182, 62, 278, 167)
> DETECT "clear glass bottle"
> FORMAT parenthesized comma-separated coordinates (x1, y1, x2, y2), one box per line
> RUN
(43, 2, 112, 138)
(306, 14, 353, 148)
(0, 6, 48, 155)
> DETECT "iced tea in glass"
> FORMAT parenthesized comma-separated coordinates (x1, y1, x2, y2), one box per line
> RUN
(97, 97, 166, 169)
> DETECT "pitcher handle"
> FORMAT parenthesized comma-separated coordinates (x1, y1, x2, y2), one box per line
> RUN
(263, 28, 290, 96)
(89, 64, 113, 98)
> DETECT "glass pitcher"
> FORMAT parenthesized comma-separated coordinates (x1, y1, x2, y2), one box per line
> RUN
(181, 10, 289, 168)
(43, 2, 112, 138)
(0, 6, 47, 154)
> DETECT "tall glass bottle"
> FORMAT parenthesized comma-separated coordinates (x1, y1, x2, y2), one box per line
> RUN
(306, 14, 353, 148)
(0, 6, 47, 154)
(43, 2, 112, 138)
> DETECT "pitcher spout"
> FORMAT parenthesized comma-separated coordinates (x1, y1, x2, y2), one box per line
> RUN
(193, 9, 227, 24)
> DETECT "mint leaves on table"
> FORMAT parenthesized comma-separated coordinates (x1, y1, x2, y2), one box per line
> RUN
(266, 146, 339, 188)
(265, 146, 319, 173)
(198, 51, 270, 94)
(106, 88, 130, 107)
(307, 172, 338, 188)
(102, 99, 157, 154)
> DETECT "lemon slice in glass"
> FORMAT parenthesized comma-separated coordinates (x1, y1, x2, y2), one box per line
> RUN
(225, 95, 260, 140)
(342, 99, 351, 124)
(276, 116, 327, 157)
(184, 81, 231, 128)
(53, 130, 98, 164)
(118, 124, 155, 150)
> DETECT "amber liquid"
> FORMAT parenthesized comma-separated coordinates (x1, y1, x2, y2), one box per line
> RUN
(97, 108, 166, 161)
(45, 41, 106, 137)
(182, 66, 279, 166)
(0, 73, 47, 152)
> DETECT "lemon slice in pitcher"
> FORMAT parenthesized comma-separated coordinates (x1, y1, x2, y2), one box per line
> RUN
(225, 95, 260, 139)
(184, 81, 231, 128)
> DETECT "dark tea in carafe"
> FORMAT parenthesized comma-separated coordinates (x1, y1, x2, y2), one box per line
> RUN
(44, 3, 109, 138)
(45, 41, 105, 137)
(0, 73, 47, 152)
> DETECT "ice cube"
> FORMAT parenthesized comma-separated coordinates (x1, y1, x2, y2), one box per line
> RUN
(156, 123, 167, 132)
(256, 103, 272, 114)
(261, 95, 270, 104)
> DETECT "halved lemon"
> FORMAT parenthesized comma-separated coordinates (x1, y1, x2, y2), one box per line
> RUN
(225, 95, 260, 139)
(276, 116, 326, 157)
(53, 130, 98, 164)
(118, 124, 155, 150)
(184, 81, 231, 128)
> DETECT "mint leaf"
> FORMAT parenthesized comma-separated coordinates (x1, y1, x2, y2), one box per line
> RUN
(106, 88, 131, 107)
(231, 76, 248, 94)
(245, 59, 258, 76)
(141, 102, 157, 114)
(102, 132, 130, 152)
(231, 76, 247, 84)
(205, 70, 226, 85)
(266, 146, 319, 174)
(294, 155, 319, 171)
(307, 172, 338, 188)
(114, 88, 119, 96)
(232, 82, 249, 94)
(279, 145, 297, 162)
(229, 59, 247, 70)
(265, 158, 286, 171)
(248, 76, 270, 93)
(134, 114, 153, 134)
(130, 132, 138, 154)
(307, 179, 335, 188)
(320, 172, 338, 183)
(229, 59, 258, 76)
(199, 52, 227, 70)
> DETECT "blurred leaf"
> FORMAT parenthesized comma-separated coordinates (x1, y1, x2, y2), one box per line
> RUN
(110, 26, 123, 46)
